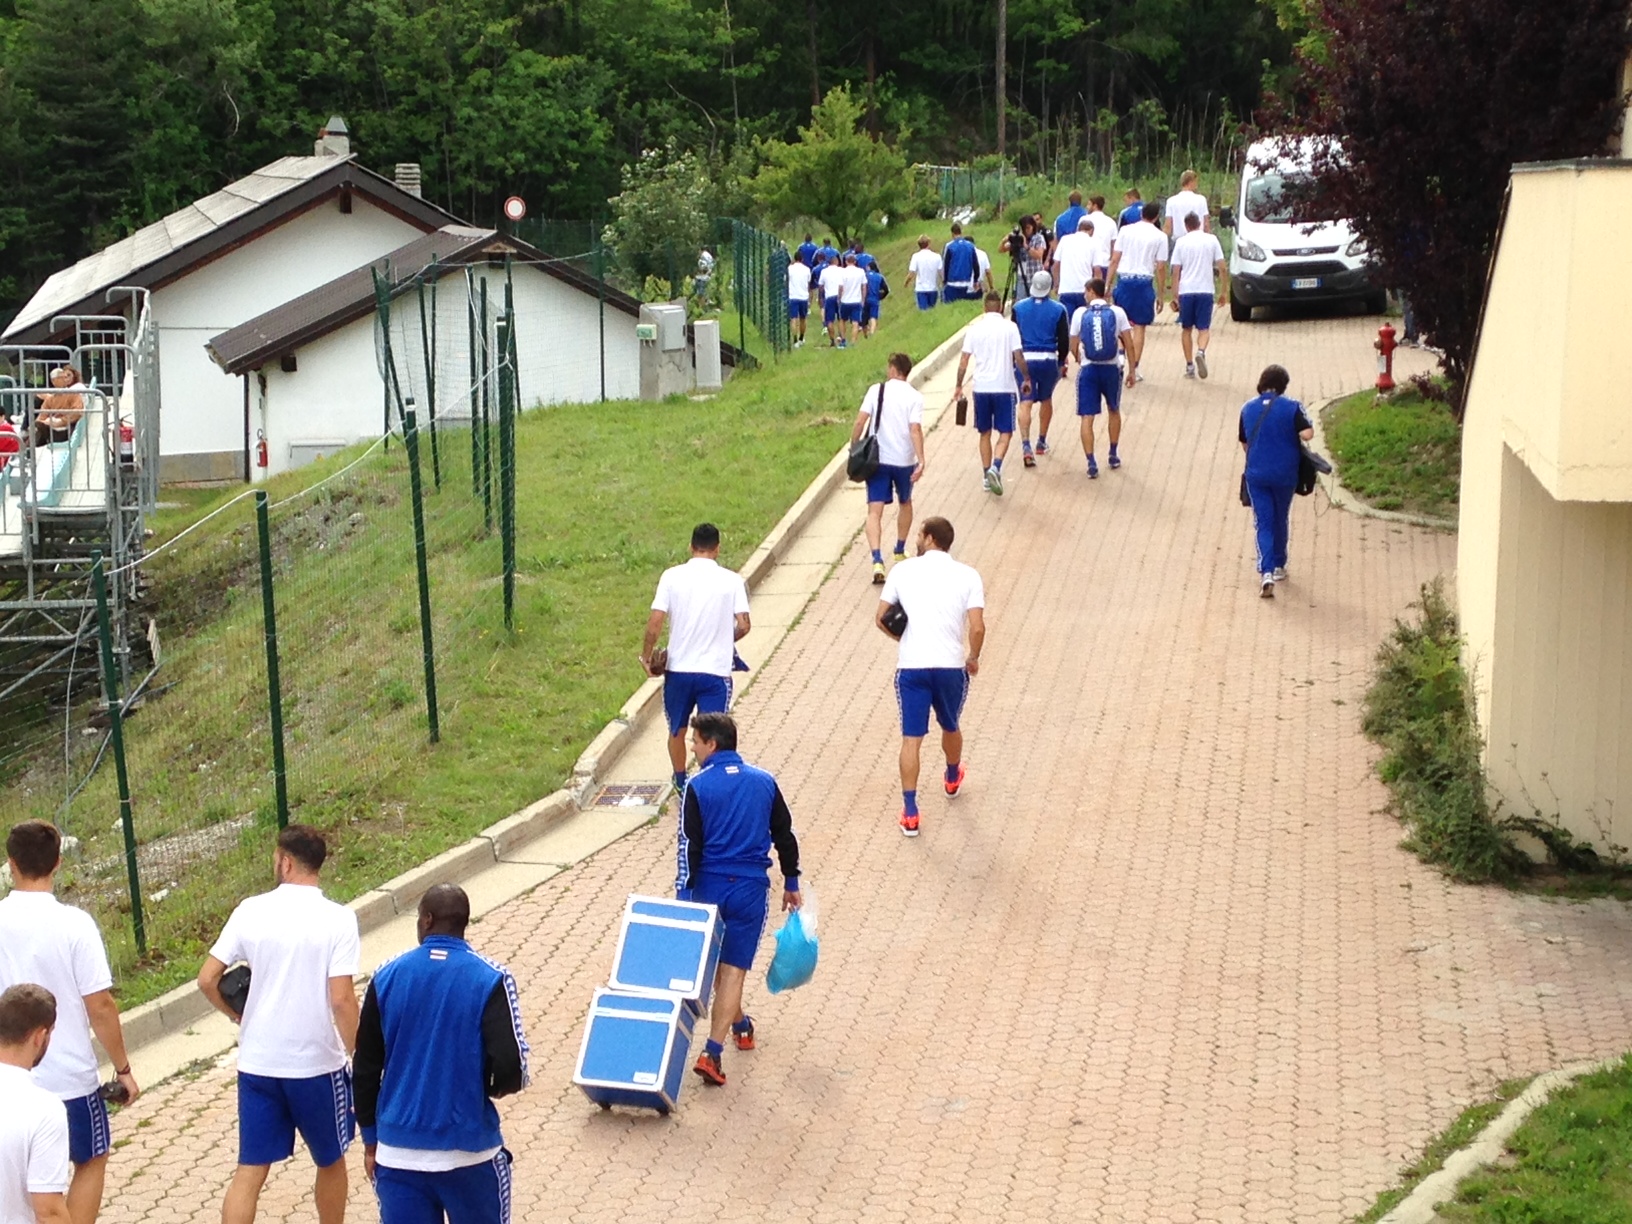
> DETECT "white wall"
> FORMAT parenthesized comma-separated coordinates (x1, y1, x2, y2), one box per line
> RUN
(155, 197, 424, 479)
(253, 261, 643, 479)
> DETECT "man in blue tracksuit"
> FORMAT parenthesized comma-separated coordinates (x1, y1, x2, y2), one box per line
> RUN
(942, 224, 979, 302)
(1011, 270, 1070, 466)
(354, 885, 529, 1224)
(676, 712, 801, 1088)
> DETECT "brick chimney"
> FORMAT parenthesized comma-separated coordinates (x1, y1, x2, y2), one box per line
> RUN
(314, 116, 351, 158)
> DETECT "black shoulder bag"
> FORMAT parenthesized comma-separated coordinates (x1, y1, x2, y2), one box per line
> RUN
(1239, 396, 1272, 507)
(848, 381, 885, 482)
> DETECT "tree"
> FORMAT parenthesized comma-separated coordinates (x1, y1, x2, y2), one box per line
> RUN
(1289, 0, 1630, 410)
(602, 140, 715, 295)
(748, 85, 907, 244)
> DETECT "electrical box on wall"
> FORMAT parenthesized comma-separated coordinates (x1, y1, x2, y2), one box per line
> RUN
(635, 323, 658, 342)
(639, 304, 693, 401)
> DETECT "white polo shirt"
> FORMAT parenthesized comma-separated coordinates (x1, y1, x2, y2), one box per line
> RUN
(960, 312, 1025, 394)
(651, 557, 749, 677)
(0, 892, 113, 1099)
(1171, 231, 1226, 296)
(908, 249, 943, 292)
(1086, 210, 1118, 265)
(880, 550, 985, 671)
(1164, 189, 1209, 236)
(838, 265, 868, 305)
(858, 380, 925, 469)
(0, 1064, 69, 1223)
(818, 264, 845, 300)
(1112, 221, 1169, 278)
(975, 248, 992, 285)
(787, 261, 811, 300)
(1052, 230, 1097, 295)
(208, 883, 360, 1079)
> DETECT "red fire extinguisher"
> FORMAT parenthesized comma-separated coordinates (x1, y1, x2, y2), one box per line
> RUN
(1375, 322, 1398, 393)
(119, 420, 134, 466)
(255, 429, 269, 469)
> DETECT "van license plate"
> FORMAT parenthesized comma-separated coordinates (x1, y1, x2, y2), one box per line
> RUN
(1292, 277, 1322, 290)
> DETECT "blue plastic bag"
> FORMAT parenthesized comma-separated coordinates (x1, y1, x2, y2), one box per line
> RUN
(765, 901, 819, 995)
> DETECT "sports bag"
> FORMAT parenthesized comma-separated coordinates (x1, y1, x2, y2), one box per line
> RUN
(1080, 302, 1120, 362)
(847, 381, 885, 482)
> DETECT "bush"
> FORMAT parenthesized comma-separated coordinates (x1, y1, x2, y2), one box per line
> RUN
(1362, 580, 1523, 882)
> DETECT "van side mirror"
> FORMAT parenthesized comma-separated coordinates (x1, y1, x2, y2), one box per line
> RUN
(1218, 206, 1236, 230)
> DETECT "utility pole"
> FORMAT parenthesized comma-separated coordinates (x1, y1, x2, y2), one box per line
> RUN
(996, 0, 1008, 160)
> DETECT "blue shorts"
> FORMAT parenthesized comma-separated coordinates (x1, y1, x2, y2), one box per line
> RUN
(916, 291, 937, 311)
(663, 671, 731, 736)
(683, 872, 770, 970)
(839, 301, 863, 323)
(942, 285, 978, 304)
(1059, 292, 1087, 317)
(375, 1151, 512, 1224)
(865, 300, 881, 322)
(823, 297, 839, 324)
(1077, 364, 1122, 416)
(865, 463, 914, 505)
(1019, 358, 1059, 403)
(63, 1091, 110, 1164)
(238, 1070, 354, 1168)
(972, 392, 1016, 435)
(1178, 292, 1214, 331)
(788, 298, 808, 320)
(1114, 276, 1156, 326)
(895, 667, 969, 737)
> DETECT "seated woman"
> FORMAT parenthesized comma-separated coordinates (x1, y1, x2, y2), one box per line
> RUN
(34, 365, 86, 446)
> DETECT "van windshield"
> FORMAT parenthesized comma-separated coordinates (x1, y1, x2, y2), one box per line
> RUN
(1243, 172, 1339, 225)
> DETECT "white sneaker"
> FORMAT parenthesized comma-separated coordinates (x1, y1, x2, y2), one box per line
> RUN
(987, 466, 1004, 496)
(1184, 364, 1196, 378)
(1272, 566, 1288, 582)
(982, 468, 998, 494)
(1260, 575, 1276, 598)
(1195, 350, 1209, 379)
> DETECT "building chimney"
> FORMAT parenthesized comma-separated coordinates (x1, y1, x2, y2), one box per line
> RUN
(314, 115, 351, 158)
(394, 164, 423, 198)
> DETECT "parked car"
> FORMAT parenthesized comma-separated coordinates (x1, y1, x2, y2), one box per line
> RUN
(1221, 137, 1385, 322)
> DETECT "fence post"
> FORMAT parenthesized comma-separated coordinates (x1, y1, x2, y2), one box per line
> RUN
(418, 266, 441, 490)
(374, 267, 393, 451)
(91, 554, 144, 956)
(467, 269, 480, 494)
(402, 407, 441, 744)
(734, 222, 747, 356)
(595, 223, 607, 403)
(254, 492, 291, 829)
(479, 277, 493, 536)
(496, 316, 516, 634)
(504, 255, 518, 398)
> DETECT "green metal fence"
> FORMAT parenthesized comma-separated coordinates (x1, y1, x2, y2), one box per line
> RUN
(725, 219, 791, 359)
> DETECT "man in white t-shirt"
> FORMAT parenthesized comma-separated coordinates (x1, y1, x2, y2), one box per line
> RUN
(1106, 201, 1169, 383)
(0, 984, 71, 1224)
(836, 252, 869, 347)
(850, 352, 927, 584)
(1069, 278, 1134, 479)
(786, 258, 812, 348)
(975, 245, 993, 293)
(818, 259, 846, 347)
(1166, 211, 1228, 379)
(1085, 195, 1118, 279)
(643, 523, 751, 794)
(1049, 215, 1098, 318)
(1163, 168, 1210, 247)
(0, 822, 139, 1224)
(198, 824, 361, 1224)
(953, 293, 1030, 497)
(876, 516, 985, 839)
(907, 236, 943, 310)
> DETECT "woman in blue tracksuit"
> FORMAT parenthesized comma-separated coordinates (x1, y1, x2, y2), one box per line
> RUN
(1238, 364, 1313, 599)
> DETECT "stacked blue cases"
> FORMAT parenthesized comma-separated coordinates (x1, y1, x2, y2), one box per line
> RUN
(573, 895, 723, 1113)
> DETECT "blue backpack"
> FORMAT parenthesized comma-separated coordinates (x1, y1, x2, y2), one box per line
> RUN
(1079, 302, 1120, 362)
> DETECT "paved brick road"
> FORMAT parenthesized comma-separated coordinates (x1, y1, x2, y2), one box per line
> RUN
(100, 310, 1632, 1223)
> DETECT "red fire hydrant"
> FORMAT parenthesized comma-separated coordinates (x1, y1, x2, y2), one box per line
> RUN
(1375, 322, 1397, 393)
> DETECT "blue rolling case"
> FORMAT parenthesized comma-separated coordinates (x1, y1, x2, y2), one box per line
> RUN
(573, 989, 695, 1114)
(608, 895, 722, 1017)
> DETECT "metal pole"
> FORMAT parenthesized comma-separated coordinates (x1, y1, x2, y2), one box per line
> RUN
(497, 317, 516, 633)
(375, 267, 393, 451)
(91, 554, 144, 955)
(504, 254, 518, 402)
(479, 277, 493, 535)
(467, 269, 479, 494)
(402, 408, 441, 743)
(419, 267, 441, 490)
(736, 223, 747, 356)
(254, 492, 291, 828)
(596, 225, 607, 403)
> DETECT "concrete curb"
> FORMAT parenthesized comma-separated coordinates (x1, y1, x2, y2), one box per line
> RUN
(116, 789, 578, 1053)
(1377, 1055, 1623, 1223)
(1310, 392, 1458, 533)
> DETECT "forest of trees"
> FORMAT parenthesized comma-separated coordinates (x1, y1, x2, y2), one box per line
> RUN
(0, 0, 1291, 317)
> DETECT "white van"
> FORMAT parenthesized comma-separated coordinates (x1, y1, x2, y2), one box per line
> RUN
(1222, 137, 1383, 322)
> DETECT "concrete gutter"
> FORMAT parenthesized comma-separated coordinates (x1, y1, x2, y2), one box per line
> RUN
(1377, 1055, 1623, 1223)
(1309, 392, 1458, 533)
(115, 321, 973, 1066)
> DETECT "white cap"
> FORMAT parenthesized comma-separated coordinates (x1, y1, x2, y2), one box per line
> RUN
(1029, 271, 1053, 298)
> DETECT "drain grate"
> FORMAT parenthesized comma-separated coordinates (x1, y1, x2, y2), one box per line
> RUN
(591, 782, 667, 808)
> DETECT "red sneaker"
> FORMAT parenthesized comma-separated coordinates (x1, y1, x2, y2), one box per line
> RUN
(900, 811, 920, 838)
(944, 764, 967, 797)
(693, 1051, 726, 1086)
(732, 1017, 755, 1051)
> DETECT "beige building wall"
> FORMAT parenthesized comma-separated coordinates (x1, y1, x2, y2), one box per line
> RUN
(1459, 161, 1632, 853)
